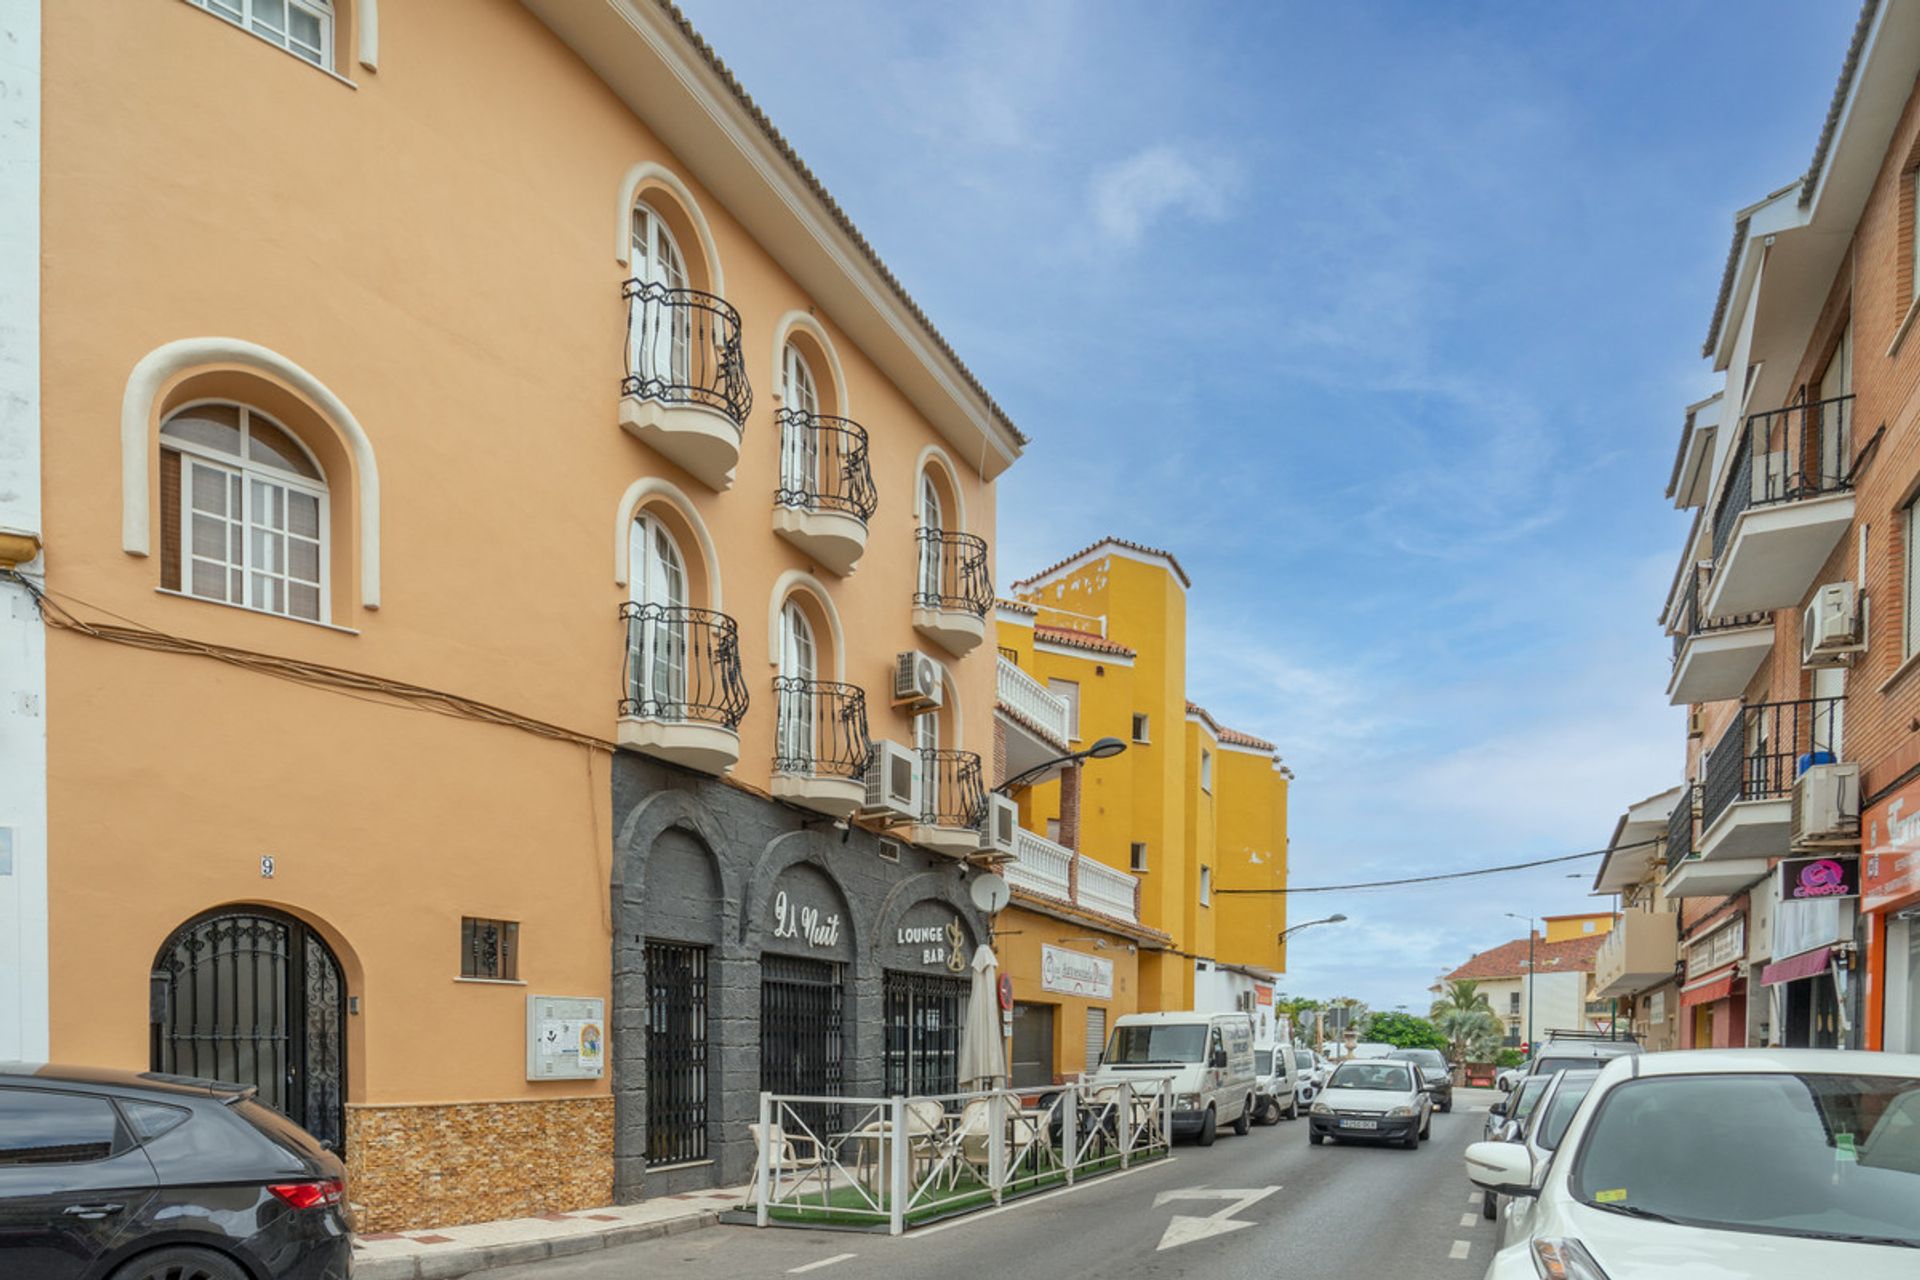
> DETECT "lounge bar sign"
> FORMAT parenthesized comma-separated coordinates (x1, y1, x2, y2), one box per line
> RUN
(1041, 944, 1114, 999)
(897, 918, 969, 973)
(1781, 856, 1859, 901)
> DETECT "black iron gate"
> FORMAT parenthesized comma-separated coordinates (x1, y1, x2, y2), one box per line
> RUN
(883, 971, 967, 1097)
(760, 955, 845, 1133)
(645, 940, 709, 1165)
(151, 908, 346, 1151)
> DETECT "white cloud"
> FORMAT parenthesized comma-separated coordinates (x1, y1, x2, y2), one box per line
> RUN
(1089, 145, 1237, 247)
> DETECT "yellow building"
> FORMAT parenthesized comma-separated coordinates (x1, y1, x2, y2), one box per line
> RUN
(992, 540, 1290, 1051)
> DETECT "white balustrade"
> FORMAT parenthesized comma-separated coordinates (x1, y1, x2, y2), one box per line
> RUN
(996, 655, 1070, 747)
(1077, 858, 1139, 924)
(1007, 828, 1139, 927)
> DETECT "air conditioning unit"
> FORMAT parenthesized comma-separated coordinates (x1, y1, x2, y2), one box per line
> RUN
(1791, 762, 1861, 848)
(861, 740, 922, 822)
(892, 651, 943, 714)
(978, 793, 1018, 856)
(1802, 582, 1863, 667)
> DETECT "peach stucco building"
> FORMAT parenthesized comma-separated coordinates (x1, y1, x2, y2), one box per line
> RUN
(3, 0, 1025, 1229)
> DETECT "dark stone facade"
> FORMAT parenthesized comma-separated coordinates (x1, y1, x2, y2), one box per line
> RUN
(610, 753, 989, 1199)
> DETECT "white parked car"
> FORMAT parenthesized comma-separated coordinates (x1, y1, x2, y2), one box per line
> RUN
(1308, 1057, 1432, 1149)
(1464, 1049, 1920, 1277)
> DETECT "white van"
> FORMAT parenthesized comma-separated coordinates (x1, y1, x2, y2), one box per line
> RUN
(1092, 1011, 1258, 1146)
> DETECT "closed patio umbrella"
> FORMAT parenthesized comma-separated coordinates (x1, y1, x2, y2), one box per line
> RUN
(957, 943, 1007, 1092)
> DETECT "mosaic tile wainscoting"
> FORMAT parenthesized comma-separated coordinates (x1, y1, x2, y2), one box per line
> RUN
(345, 1096, 615, 1232)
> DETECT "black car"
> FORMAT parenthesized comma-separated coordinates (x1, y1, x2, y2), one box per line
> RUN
(1385, 1048, 1453, 1113)
(0, 1063, 351, 1280)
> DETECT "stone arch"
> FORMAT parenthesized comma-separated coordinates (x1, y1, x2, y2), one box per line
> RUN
(738, 829, 862, 957)
(614, 476, 723, 609)
(871, 871, 984, 962)
(611, 789, 739, 908)
(616, 162, 724, 296)
(121, 338, 382, 609)
(766, 569, 846, 680)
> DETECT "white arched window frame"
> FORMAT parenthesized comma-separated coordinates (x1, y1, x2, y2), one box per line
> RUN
(779, 345, 820, 504)
(161, 401, 330, 623)
(191, 0, 335, 69)
(777, 599, 818, 768)
(627, 511, 689, 716)
(918, 471, 946, 601)
(629, 201, 690, 391)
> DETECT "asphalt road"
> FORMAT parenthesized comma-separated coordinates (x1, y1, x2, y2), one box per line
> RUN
(469, 1088, 1506, 1280)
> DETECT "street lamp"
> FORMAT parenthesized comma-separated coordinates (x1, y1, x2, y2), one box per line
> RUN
(994, 735, 1128, 794)
(1277, 913, 1348, 946)
(1506, 912, 1537, 1057)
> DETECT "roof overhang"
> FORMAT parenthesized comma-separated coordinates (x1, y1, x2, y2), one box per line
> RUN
(1593, 786, 1683, 895)
(522, 0, 1025, 480)
(1667, 393, 1721, 509)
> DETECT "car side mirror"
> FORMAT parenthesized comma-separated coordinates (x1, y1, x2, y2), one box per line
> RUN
(1211, 1049, 1228, 1069)
(1464, 1141, 1539, 1198)
(1489, 1099, 1509, 1117)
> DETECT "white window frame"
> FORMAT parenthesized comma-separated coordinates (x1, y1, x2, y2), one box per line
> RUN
(1913, 167, 1920, 302)
(1200, 749, 1214, 793)
(190, 0, 335, 71)
(1049, 678, 1081, 741)
(1131, 713, 1150, 742)
(1129, 841, 1148, 873)
(1907, 499, 1920, 662)
(164, 402, 330, 624)
(1199, 865, 1212, 906)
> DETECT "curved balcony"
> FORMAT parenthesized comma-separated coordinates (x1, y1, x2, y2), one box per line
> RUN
(772, 409, 877, 576)
(771, 677, 872, 818)
(617, 602, 749, 775)
(912, 530, 992, 657)
(1704, 396, 1854, 617)
(618, 280, 753, 490)
(913, 748, 986, 858)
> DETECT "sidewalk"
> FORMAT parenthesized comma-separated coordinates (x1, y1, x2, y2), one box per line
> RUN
(352, 1185, 750, 1280)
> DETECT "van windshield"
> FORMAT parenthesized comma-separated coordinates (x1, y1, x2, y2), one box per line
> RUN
(1106, 1024, 1207, 1066)
(1255, 1050, 1274, 1075)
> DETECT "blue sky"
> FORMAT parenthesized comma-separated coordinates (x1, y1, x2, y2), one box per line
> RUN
(680, 1, 1862, 1009)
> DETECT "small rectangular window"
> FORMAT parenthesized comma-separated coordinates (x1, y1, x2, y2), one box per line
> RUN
(1046, 818, 1062, 844)
(1907, 501, 1920, 662)
(1049, 679, 1081, 740)
(1131, 713, 1150, 742)
(1912, 168, 1920, 301)
(460, 917, 519, 981)
(1130, 841, 1148, 872)
(1200, 749, 1214, 793)
(1199, 865, 1212, 905)
(189, 0, 335, 70)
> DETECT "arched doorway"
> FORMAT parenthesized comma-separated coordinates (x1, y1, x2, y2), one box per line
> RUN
(150, 907, 347, 1150)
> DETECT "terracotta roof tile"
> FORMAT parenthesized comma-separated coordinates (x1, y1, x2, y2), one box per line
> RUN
(1446, 930, 1615, 982)
(1184, 701, 1276, 752)
(651, 1, 1027, 446)
(1033, 624, 1135, 657)
(1011, 538, 1194, 590)
(995, 598, 1038, 615)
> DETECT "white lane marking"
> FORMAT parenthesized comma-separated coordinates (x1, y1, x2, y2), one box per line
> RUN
(1459, 1212, 1477, 1227)
(906, 1158, 1178, 1238)
(1450, 1240, 1472, 1260)
(1466, 1193, 1480, 1206)
(1152, 1186, 1282, 1251)
(787, 1255, 855, 1274)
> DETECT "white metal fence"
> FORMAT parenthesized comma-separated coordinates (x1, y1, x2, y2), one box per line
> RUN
(752, 1078, 1174, 1234)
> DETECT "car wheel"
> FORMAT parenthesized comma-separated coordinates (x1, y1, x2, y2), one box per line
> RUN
(1309, 1130, 1325, 1145)
(1482, 1190, 1498, 1220)
(1402, 1125, 1420, 1150)
(1439, 1096, 1452, 1113)
(1420, 1114, 1431, 1141)
(110, 1247, 250, 1280)
(1231, 1098, 1251, 1137)
(1285, 1094, 1299, 1122)
(1197, 1106, 1217, 1146)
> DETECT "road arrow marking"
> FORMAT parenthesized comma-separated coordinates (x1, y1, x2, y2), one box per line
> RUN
(1152, 1186, 1280, 1251)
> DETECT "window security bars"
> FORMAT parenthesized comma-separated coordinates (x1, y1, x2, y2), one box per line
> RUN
(883, 972, 968, 1098)
(775, 409, 879, 522)
(1665, 784, 1698, 873)
(915, 529, 994, 617)
(460, 917, 518, 981)
(1710, 395, 1854, 560)
(1701, 697, 1844, 831)
(1671, 562, 1768, 665)
(620, 602, 751, 728)
(621, 279, 753, 427)
(919, 749, 987, 830)
(773, 677, 872, 779)
(646, 941, 710, 1166)
(761, 956, 846, 1136)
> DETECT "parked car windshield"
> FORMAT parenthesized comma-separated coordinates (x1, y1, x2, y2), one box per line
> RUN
(1530, 1055, 1597, 1078)
(1572, 1073, 1920, 1248)
(1328, 1062, 1411, 1092)
(1254, 1050, 1274, 1074)
(1388, 1049, 1447, 1071)
(1106, 1024, 1206, 1065)
(1511, 1076, 1550, 1119)
(1535, 1073, 1599, 1150)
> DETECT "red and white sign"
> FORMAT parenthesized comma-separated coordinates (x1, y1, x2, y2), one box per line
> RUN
(1862, 777, 1920, 912)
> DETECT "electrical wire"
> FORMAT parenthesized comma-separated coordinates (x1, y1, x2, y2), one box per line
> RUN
(1212, 839, 1656, 896)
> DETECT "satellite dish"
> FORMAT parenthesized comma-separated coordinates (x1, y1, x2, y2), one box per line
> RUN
(969, 872, 1010, 914)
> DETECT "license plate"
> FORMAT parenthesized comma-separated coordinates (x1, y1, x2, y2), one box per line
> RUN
(1339, 1118, 1378, 1130)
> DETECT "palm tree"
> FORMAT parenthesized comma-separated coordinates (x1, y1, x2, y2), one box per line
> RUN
(1431, 979, 1501, 1065)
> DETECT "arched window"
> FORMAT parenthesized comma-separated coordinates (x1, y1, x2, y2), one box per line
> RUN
(161, 402, 328, 621)
(627, 511, 689, 713)
(779, 345, 820, 504)
(777, 599, 817, 765)
(918, 471, 946, 600)
(629, 201, 690, 391)
(191, 0, 335, 69)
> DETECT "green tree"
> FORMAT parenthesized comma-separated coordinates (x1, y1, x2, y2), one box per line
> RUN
(1362, 1011, 1449, 1050)
(1430, 979, 1503, 1064)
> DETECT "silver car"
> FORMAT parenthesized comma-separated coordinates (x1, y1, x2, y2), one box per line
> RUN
(1482, 1067, 1599, 1222)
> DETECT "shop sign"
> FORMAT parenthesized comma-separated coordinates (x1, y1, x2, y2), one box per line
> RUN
(896, 918, 969, 973)
(771, 888, 842, 951)
(1686, 916, 1744, 979)
(1040, 944, 1114, 999)
(1781, 856, 1859, 900)
(1864, 781, 1920, 912)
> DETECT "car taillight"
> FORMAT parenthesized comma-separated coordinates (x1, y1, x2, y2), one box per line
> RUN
(268, 1179, 343, 1211)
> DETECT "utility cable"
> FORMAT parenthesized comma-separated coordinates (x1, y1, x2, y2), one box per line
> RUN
(1211, 839, 1656, 896)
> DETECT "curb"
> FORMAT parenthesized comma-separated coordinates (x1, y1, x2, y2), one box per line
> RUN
(353, 1210, 724, 1280)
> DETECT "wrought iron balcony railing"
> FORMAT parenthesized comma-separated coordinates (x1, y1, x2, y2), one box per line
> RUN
(1710, 394, 1854, 560)
(773, 677, 872, 780)
(774, 409, 878, 522)
(914, 529, 993, 617)
(619, 602, 750, 728)
(1665, 784, 1698, 873)
(1670, 562, 1769, 665)
(621, 279, 752, 426)
(1700, 697, 1843, 831)
(920, 748, 987, 830)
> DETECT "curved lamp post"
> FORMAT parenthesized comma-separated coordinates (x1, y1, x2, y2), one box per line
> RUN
(994, 735, 1128, 794)
(1277, 913, 1348, 946)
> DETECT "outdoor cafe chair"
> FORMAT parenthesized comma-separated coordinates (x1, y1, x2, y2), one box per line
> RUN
(749, 1122, 830, 1207)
